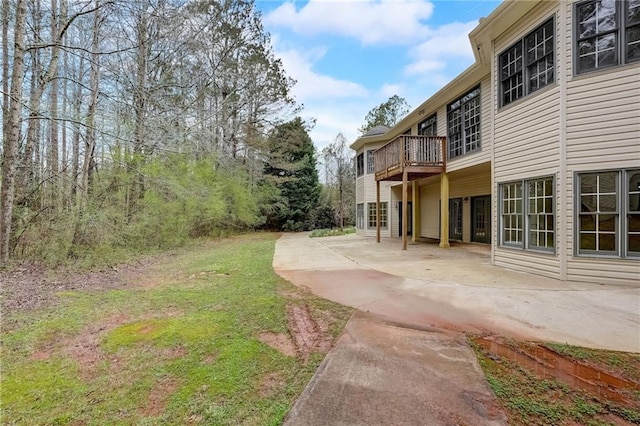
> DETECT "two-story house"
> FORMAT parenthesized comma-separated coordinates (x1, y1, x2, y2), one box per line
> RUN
(351, 0, 639, 286)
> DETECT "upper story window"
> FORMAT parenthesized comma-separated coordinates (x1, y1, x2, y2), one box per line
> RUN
(575, 0, 640, 74)
(356, 153, 364, 177)
(418, 114, 437, 136)
(447, 86, 481, 160)
(366, 150, 375, 174)
(499, 17, 555, 107)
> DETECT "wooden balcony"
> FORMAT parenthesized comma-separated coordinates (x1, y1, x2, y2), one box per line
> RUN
(374, 135, 446, 182)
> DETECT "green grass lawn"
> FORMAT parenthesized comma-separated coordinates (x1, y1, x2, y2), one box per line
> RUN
(1, 233, 353, 425)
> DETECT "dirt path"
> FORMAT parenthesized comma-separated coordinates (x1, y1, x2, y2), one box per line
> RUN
(0, 257, 164, 315)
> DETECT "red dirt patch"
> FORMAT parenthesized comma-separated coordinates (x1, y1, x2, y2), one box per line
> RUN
(257, 304, 335, 359)
(159, 346, 187, 360)
(258, 372, 286, 398)
(64, 313, 130, 380)
(141, 376, 180, 417)
(287, 304, 333, 359)
(202, 353, 218, 364)
(257, 332, 296, 357)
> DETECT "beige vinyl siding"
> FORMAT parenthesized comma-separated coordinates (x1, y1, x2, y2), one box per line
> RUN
(358, 142, 396, 238)
(495, 248, 560, 279)
(564, 3, 640, 286)
(419, 178, 440, 239)
(566, 66, 640, 171)
(493, 1, 561, 182)
(417, 166, 491, 242)
(491, 2, 562, 279)
(446, 76, 492, 173)
(567, 258, 640, 286)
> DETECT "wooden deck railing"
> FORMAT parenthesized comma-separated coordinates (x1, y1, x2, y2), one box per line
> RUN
(374, 135, 446, 180)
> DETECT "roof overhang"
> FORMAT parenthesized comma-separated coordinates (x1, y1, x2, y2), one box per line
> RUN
(351, 0, 541, 153)
(469, 0, 540, 65)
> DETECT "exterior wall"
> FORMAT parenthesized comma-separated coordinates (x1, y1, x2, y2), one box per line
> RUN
(563, 0, 640, 284)
(492, 1, 562, 280)
(418, 165, 491, 242)
(352, 0, 640, 286)
(355, 143, 394, 238)
(446, 76, 493, 173)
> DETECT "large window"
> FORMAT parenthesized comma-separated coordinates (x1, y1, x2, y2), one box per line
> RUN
(356, 153, 364, 177)
(577, 169, 639, 257)
(356, 203, 364, 229)
(367, 202, 387, 229)
(575, 0, 640, 74)
(367, 150, 375, 174)
(499, 17, 554, 107)
(418, 114, 437, 136)
(501, 182, 524, 246)
(500, 177, 555, 251)
(447, 87, 481, 159)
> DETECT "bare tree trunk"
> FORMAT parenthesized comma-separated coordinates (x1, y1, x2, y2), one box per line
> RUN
(132, 8, 148, 205)
(61, 30, 68, 183)
(49, 0, 60, 179)
(81, 0, 100, 202)
(21, 0, 43, 195)
(71, 55, 84, 196)
(0, 0, 28, 265)
(1, 0, 9, 141)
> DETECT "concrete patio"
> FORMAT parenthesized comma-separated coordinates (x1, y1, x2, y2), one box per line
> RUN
(274, 233, 640, 353)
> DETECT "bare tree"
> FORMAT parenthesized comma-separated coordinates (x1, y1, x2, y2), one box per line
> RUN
(322, 133, 355, 228)
(0, 0, 28, 265)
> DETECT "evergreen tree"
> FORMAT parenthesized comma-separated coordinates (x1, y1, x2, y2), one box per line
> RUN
(262, 118, 321, 231)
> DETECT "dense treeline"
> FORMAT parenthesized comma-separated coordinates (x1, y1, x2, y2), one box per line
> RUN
(0, 0, 348, 267)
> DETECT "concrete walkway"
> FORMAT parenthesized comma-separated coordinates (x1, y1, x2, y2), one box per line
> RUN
(274, 233, 640, 425)
(274, 233, 640, 352)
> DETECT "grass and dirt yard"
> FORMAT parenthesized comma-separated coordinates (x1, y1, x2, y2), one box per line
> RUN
(1, 232, 639, 425)
(1, 233, 352, 425)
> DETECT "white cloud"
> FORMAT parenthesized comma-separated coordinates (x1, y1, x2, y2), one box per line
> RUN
(380, 83, 406, 99)
(264, 0, 434, 45)
(276, 48, 368, 102)
(404, 21, 477, 77)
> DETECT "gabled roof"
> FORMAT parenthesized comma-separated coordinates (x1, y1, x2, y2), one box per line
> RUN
(363, 125, 390, 137)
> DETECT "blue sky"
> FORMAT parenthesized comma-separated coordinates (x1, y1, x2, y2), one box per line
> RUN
(255, 0, 501, 149)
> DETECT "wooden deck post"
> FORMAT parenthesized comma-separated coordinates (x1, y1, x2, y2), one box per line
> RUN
(402, 170, 408, 250)
(439, 173, 450, 248)
(376, 180, 381, 243)
(412, 181, 420, 243)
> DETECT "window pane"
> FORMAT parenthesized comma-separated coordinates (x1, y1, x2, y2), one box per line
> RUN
(599, 214, 616, 231)
(629, 171, 640, 208)
(600, 172, 618, 192)
(599, 233, 616, 251)
(629, 0, 640, 25)
(597, 0, 617, 32)
(597, 34, 617, 66)
(581, 195, 597, 212)
(629, 214, 640, 232)
(629, 234, 640, 253)
(579, 50, 597, 71)
(546, 215, 555, 230)
(547, 232, 555, 248)
(578, 2, 597, 38)
(581, 174, 597, 193)
(599, 195, 617, 212)
(580, 215, 597, 231)
(544, 198, 553, 213)
(628, 26, 640, 62)
(580, 233, 596, 250)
